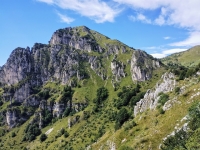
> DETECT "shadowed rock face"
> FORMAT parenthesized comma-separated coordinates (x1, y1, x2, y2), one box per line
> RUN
(6, 110, 18, 128)
(0, 47, 31, 86)
(131, 50, 160, 81)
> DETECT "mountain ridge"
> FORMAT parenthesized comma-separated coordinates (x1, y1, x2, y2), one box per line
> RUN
(0, 26, 200, 150)
(162, 45, 200, 67)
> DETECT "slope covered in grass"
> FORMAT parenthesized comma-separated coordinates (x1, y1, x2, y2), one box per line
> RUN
(162, 45, 200, 67)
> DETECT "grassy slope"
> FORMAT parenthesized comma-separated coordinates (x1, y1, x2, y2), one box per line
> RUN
(2, 60, 199, 150)
(162, 45, 200, 67)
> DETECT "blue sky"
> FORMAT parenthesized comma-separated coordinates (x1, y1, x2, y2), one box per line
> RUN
(1, 0, 200, 66)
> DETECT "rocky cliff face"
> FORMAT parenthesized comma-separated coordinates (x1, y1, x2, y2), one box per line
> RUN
(134, 72, 175, 116)
(6, 108, 25, 128)
(0, 26, 163, 128)
(49, 26, 101, 53)
(13, 83, 31, 103)
(131, 50, 160, 81)
(111, 57, 126, 82)
(0, 47, 31, 86)
(0, 27, 160, 92)
(6, 110, 18, 128)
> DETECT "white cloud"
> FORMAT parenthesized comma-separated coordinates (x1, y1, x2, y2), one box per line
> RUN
(164, 36, 170, 40)
(162, 48, 187, 55)
(37, 0, 121, 23)
(150, 48, 187, 58)
(144, 46, 158, 50)
(114, 0, 200, 47)
(129, 13, 151, 24)
(114, 0, 200, 30)
(113, 0, 166, 10)
(170, 31, 200, 47)
(56, 12, 74, 24)
(36, 0, 53, 4)
(150, 53, 166, 58)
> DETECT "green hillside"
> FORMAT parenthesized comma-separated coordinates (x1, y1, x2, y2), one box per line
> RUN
(162, 45, 200, 67)
(0, 26, 200, 150)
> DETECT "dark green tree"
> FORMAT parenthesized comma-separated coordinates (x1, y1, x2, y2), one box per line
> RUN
(40, 133, 47, 142)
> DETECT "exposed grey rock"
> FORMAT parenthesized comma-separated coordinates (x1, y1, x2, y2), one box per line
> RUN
(121, 46, 126, 53)
(163, 97, 180, 111)
(111, 59, 126, 82)
(110, 57, 126, 88)
(6, 108, 25, 128)
(23, 95, 40, 107)
(6, 109, 18, 128)
(89, 56, 106, 80)
(160, 122, 189, 149)
(72, 102, 87, 112)
(30, 111, 43, 129)
(49, 27, 100, 53)
(107, 44, 120, 55)
(130, 50, 160, 81)
(2, 92, 13, 102)
(13, 83, 31, 103)
(0, 47, 31, 86)
(68, 115, 80, 128)
(53, 102, 65, 117)
(134, 72, 175, 116)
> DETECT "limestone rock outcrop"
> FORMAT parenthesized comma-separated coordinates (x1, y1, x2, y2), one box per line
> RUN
(0, 26, 163, 128)
(0, 47, 31, 86)
(134, 72, 176, 116)
(131, 50, 160, 82)
(6, 108, 25, 128)
(49, 26, 100, 53)
(111, 59, 126, 82)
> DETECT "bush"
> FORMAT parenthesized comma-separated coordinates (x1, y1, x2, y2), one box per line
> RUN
(63, 108, 71, 117)
(124, 121, 137, 131)
(161, 102, 200, 150)
(159, 108, 165, 114)
(56, 128, 66, 138)
(40, 133, 47, 142)
(161, 129, 188, 150)
(188, 102, 200, 130)
(64, 131, 69, 138)
(22, 147, 28, 150)
(175, 87, 180, 94)
(60, 128, 65, 135)
(115, 108, 130, 130)
(23, 123, 41, 142)
(93, 87, 108, 111)
(0, 100, 3, 106)
(115, 85, 144, 108)
(158, 93, 169, 106)
(43, 110, 53, 127)
(96, 87, 109, 104)
(11, 132, 16, 137)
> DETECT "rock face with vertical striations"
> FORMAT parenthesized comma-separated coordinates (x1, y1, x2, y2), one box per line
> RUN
(0, 26, 163, 128)
(134, 72, 176, 116)
(130, 50, 160, 82)
(0, 47, 31, 86)
(49, 26, 101, 53)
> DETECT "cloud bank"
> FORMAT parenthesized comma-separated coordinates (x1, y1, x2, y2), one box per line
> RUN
(114, 0, 200, 47)
(151, 48, 187, 58)
(37, 0, 121, 23)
